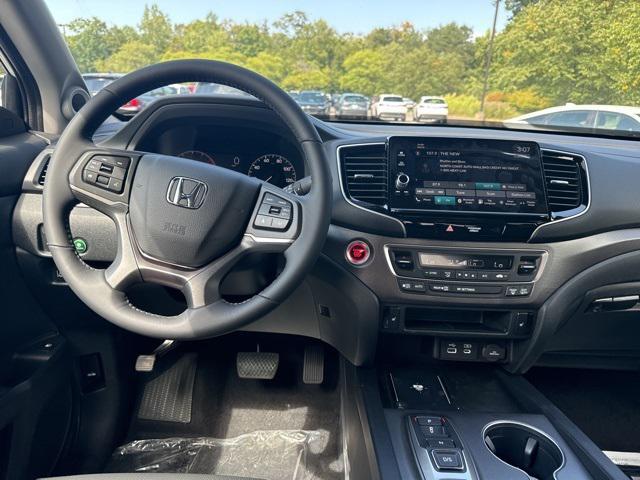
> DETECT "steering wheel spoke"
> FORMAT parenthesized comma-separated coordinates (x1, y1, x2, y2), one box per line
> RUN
(68, 149, 139, 216)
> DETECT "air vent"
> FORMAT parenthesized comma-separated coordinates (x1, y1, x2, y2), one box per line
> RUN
(541, 150, 586, 214)
(37, 155, 51, 186)
(339, 144, 388, 206)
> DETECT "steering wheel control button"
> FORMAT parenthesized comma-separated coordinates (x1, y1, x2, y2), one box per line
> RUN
(108, 177, 124, 193)
(83, 154, 130, 194)
(346, 240, 371, 266)
(431, 449, 464, 471)
(83, 170, 98, 184)
(253, 193, 293, 231)
(73, 237, 88, 254)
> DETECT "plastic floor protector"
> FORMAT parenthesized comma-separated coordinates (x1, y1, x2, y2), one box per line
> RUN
(109, 430, 334, 480)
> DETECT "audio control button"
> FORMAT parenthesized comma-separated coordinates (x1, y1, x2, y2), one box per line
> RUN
(395, 173, 410, 190)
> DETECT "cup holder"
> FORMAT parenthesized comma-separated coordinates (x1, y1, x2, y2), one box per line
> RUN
(484, 422, 563, 480)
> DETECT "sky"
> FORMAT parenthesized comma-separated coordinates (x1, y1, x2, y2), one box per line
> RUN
(45, 0, 507, 36)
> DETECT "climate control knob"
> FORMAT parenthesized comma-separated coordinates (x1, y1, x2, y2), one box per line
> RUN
(395, 173, 410, 190)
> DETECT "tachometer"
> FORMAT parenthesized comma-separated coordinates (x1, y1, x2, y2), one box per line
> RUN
(178, 150, 215, 165)
(247, 154, 297, 188)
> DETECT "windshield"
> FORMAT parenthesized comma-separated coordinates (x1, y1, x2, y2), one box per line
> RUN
(47, 1, 640, 138)
(299, 92, 326, 104)
(83, 77, 117, 93)
(343, 95, 367, 103)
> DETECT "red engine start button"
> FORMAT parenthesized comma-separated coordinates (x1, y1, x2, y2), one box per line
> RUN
(346, 240, 371, 265)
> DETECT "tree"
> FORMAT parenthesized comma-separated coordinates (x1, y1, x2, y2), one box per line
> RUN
(139, 5, 173, 55)
(66, 18, 120, 72)
(96, 41, 157, 72)
(491, 0, 640, 105)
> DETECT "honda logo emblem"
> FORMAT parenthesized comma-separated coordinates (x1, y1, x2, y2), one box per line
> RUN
(166, 177, 208, 209)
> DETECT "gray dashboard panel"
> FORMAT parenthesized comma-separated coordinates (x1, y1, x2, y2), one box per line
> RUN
(12, 96, 640, 369)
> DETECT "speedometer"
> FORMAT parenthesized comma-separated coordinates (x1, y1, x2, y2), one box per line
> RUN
(178, 150, 215, 165)
(247, 154, 297, 188)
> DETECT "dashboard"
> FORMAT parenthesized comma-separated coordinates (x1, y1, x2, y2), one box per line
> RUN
(12, 94, 640, 373)
(135, 120, 304, 189)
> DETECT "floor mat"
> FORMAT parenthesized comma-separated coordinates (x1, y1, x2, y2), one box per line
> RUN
(527, 367, 640, 452)
(109, 430, 328, 480)
(113, 342, 344, 480)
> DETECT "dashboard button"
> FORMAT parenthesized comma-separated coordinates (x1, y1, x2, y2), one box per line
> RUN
(505, 285, 533, 297)
(432, 449, 463, 470)
(453, 285, 502, 294)
(398, 280, 426, 293)
(421, 425, 447, 437)
(423, 269, 441, 279)
(428, 439, 456, 449)
(429, 284, 451, 293)
(416, 416, 443, 426)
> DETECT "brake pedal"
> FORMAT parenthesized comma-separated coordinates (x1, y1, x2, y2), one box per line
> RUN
(236, 345, 279, 380)
(303, 344, 324, 384)
(135, 339, 177, 372)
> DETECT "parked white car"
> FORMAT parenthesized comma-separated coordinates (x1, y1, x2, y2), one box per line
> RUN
(415, 96, 448, 123)
(506, 104, 640, 132)
(371, 94, 408, 121)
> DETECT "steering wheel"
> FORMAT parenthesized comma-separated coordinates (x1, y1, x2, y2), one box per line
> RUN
(42, 60, 331, 339)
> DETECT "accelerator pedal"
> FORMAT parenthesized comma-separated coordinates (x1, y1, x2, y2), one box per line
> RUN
(236, 345, 279, 380)
(303, 344, 324, 384)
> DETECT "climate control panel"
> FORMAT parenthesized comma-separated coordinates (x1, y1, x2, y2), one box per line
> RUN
(387, 246, 545, 298)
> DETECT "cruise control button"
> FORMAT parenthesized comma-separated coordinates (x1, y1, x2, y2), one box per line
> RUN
(432, 449, 463, 470)
(110, 166, 127, 180)
(107, 177, 124, 193)
(83, 170, 97, 184)
(254, 215, 273, 228)
(271, 217, 290, 230)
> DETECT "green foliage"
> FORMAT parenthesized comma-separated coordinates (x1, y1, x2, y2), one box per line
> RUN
(64, 1, 640, 118)
(444, 94, 481, 118)
(96, 41, 157, 72)
(483, 101, 519, 120)
(491, 0, 640, 105)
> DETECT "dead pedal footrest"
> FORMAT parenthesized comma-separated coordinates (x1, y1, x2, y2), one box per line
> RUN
(236, 351, 279, 379)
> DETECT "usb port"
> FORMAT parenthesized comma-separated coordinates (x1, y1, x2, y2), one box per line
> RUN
(446, 347, 457, 355)
(463, 348, 472, 355)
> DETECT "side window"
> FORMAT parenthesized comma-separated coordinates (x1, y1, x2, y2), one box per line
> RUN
(547, 110, 595, 128)
(596, 111, 640, 132)
(524, 113, 552, 125)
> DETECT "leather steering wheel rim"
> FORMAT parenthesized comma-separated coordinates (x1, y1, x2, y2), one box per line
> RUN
(42, 59, 332, 339)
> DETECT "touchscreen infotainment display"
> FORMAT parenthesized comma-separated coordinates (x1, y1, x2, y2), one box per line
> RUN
(388, 137, 548, 216)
